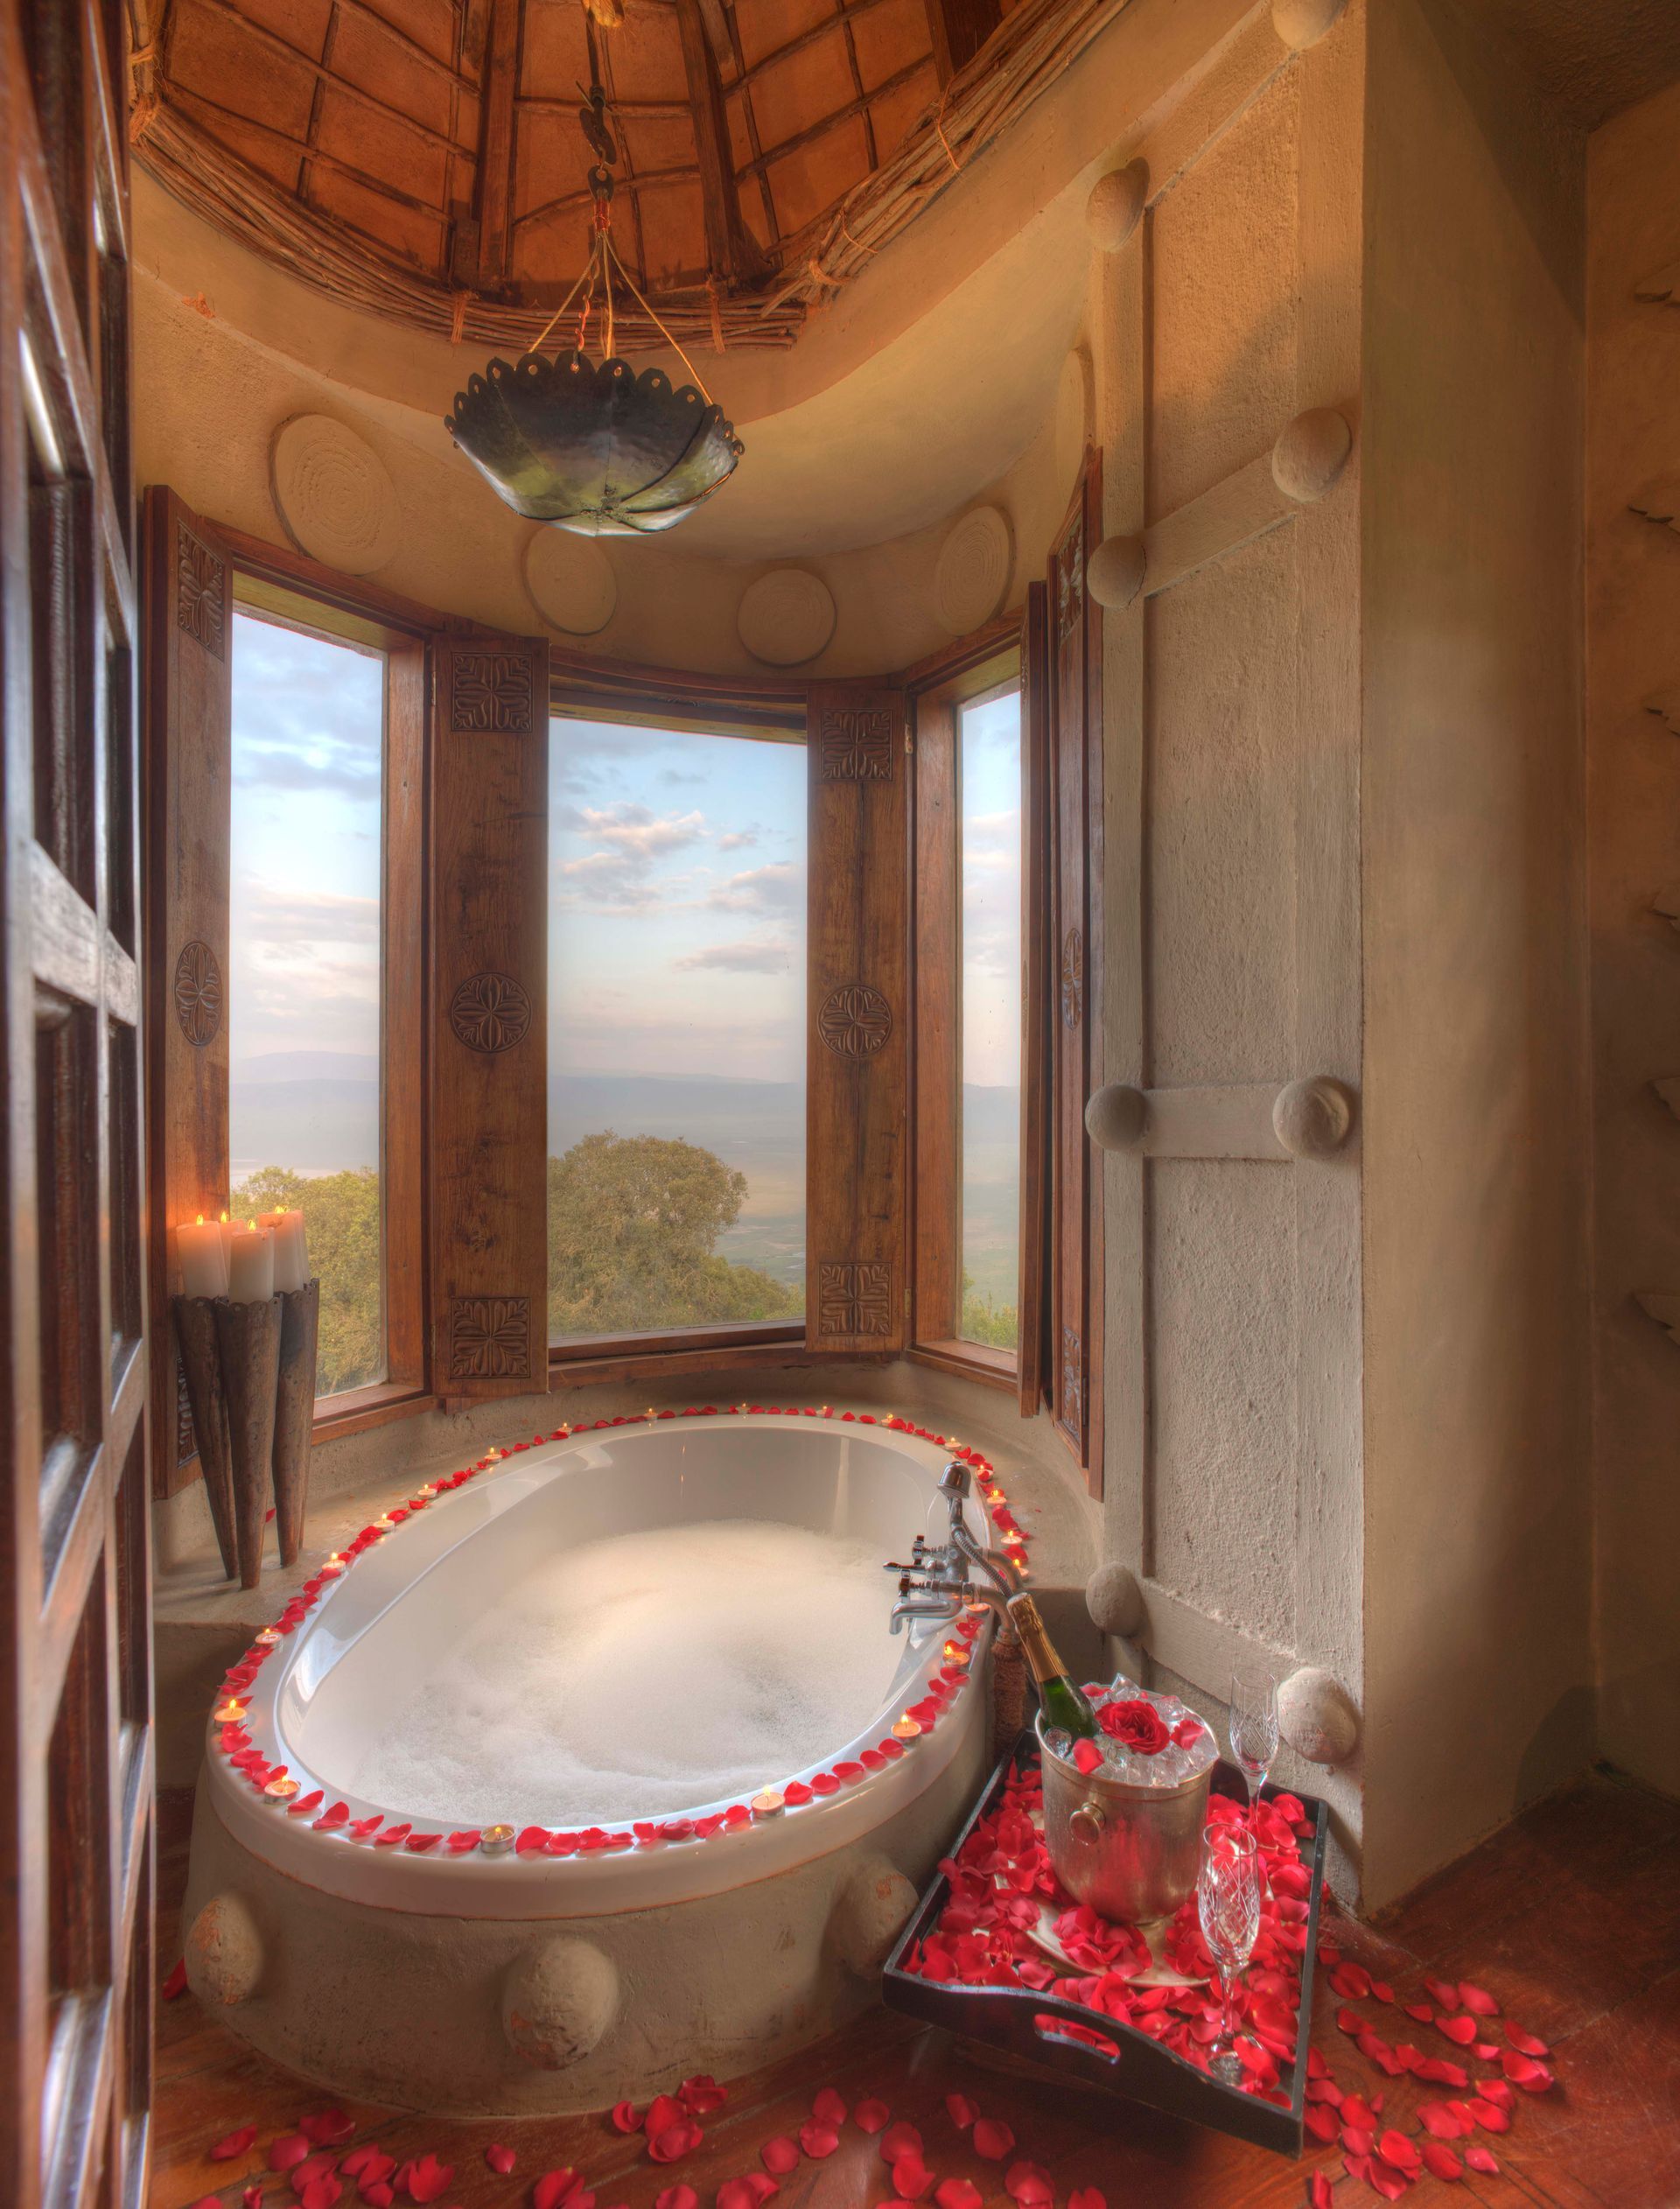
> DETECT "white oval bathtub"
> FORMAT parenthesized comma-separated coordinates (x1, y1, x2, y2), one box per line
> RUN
(201, 1412, 998, 1918)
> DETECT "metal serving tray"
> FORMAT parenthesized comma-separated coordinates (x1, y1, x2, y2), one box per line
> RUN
(882, 1736, 1329, 2157)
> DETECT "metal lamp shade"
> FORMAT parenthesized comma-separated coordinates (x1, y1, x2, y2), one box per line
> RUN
(444, 349, 744, 537)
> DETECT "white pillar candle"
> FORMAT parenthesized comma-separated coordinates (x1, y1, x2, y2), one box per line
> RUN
(218, 1211, 235, 1266)
(177, 1216, 229, 1299)
(259, 1210, 310, 1293)
(227, 1224, 274, 1304)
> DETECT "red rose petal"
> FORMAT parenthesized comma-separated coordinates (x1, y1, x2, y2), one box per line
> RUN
(1418, 2103, 1466, 2138)
(811, 2087, 847, 2127)
(485, 2143, 516, 2175)
(211, 2126, 259, 2161)
(246, 2188, 266, 2209)
(679, 2074, 727, 2117)
(856, 2099, 890, 2135)
(533, 2171, 585, 2209)
(1421, 2142, 1464, 2181)
(343, 2150, 393, 2184)
(1464, 2147, 1500, 2176)
(1306, 2179, 1333, 2209)
(717, 2183, 773, 2209)
(797, 2121, 840, 2160)
(782, 1782, 814, 1807)
(287, 1792, 325, 1819)
(1425, 1977, 1460, 2010)
(944, 2094, 977, 2130)
(972, 2119, 1015, 2161)
(1437, 2012, 1479, 2045)
(300, 2182, 341, 2209)
(402, 2154, 453, 2204)
(1466, 2098, 1512, 2131)
(1304, 2103, 1340, 2144)
(1404, 2002, 1434, 2024)
(270, 2137, 312, 2172)
(760, 2138, 800, 2176)
(1377, 2129, 1421, 2172)
(610, 2103, 641, 2135)
(1504, 2020, 1550, 2058)
(1005, 2160, 1054, 2205)
(892, 2157, 934, 2200)
(648, 2121, 704, 2164)
(163, 1959, 189, 2001)
(1068, 2192, 1107, 2209)
(1340, 2127, 1376, 2158)
(1501, 2051, 1554, 2092)
(1338, 2093, 1378, 2132)
(1458, 1981, 1499, 2016)
(881, 2123, 924, 2163)
(934, 2185, 983, 2209)
(653, 2191, 698, 2209)
(360, 2189, 393, 2209)
(1072, 1739, 1103, 1776)
(645, 2096, 686, 2138)
(291, 2149, 342, 2191)
(313, 1803, 349, 1831)
(299, 2110, 354, 2149)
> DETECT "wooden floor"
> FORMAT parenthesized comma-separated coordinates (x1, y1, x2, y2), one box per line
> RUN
(151, 1769, 1680, 2209)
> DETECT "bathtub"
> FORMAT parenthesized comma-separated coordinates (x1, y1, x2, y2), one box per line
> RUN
(183, 1407, 1021, 2114)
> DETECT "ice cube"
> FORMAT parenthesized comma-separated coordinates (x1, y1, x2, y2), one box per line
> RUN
(1043, 1726, 1074, 1762)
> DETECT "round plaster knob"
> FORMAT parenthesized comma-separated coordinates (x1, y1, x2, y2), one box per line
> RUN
(1278, 1666, 1361, 1765)
(1271, 408, 1354, 502)
(1270, 0, 1347, 51)
(1086, 1560, 1145, 1639)
(1086, 535, 1147, 611)
(1085, 160, 1149, 253)
(1085, 1083, 1148, 1152)
(1272, 1076, 1355, 1159)
(501, 1939, 620, 2069)
(186, 1891, 265, 2007)
(827, 1855, 917, 1980)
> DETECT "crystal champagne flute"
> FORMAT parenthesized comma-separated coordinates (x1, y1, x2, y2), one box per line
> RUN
(1197, 1822, 1261, 2086)
(1228, 1666, 1279, 1807)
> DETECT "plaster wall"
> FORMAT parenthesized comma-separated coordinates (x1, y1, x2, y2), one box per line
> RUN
(1358, 0, 1593, 1908)
(1584, 74, 1680, 1799)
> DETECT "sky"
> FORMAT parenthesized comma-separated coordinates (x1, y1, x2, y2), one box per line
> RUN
(549, 714, 806, 1085)
(960, 687, 1023, 1092)
(228, 612, 383, 1183)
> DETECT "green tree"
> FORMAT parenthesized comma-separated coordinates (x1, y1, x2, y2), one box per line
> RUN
(548, 1129, 802, 1337)
(230, 1165, 382, 1395)
(960, 1271, 1018, 1351)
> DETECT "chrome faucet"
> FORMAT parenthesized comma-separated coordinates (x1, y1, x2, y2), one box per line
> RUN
(885, 1460, 1024, 1634)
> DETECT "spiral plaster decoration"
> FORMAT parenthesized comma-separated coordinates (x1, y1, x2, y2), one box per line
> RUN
(738, 569, 836, 666)
(524, 529, 618, 635)
(270, 414, 402, 575)
(934, 506, 1012, 635)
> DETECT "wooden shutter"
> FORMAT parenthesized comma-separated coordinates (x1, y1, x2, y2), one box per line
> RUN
(141, 487, 231, 1497)
(1047, 460, 1104, 1489)
(3, 2, 155, 2201)
(431, 628, 550, 1399)
(806, 682, 910, 1355)
(1018, 579, 1051, 1416)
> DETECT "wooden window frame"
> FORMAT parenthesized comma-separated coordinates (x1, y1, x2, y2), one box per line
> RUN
(217, 528, 434, 1441)
(545, 663, 813, 1387)
(905, 618, 1029, 1393)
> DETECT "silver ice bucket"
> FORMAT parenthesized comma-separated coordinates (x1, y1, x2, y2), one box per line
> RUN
(1040, 1726, 1212, 1926)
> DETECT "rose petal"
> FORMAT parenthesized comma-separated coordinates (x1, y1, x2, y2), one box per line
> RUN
(718, 2183, 772, 2209)
(934, 2185, 983, 2209)
(645, 2096, 686, 2138)
(1504, 2020, 1550, 2058)
(1421, 2142, 1464, 2181)
(246, 2188, 266, 2209)
(760, 2138, 801, 2176)
(1069, 2191, 1109, 2209)
(1466, 2098, 1512, 2131)
(856, 2099, 891, 2135)
(533, 2172, 585, 2209)
(1458, 1981, 1500, 2016)
(881, 2123, 925, 2163)
(1425, 1977, 1460, 2010)
(944, 2094, 977, 2131)
(891, 2157, 934, 2201)
(163, 1959, 189, 2001)
(485, 2143, 516, 2175)
(1437, 2012, 1479, 2045)
(811, 2087, 847, 2128)
(679, 2074, 727, 2118)
(1304, 2103, 1340, 2144)
(299, 2185, 341, 2209)
(211, 2126, 259, 2161)
(270, 2137, 312, 2172)
(654, 2191, 699, 2209)
(1377, 2129, 1421, 2171)
(1072, 1740, 1103, 1776)
(1404, 2002, 1434, 2024)
(609, 2103, 641, 2135)
(797, 2122, 840, 2160)
(1306, 2179, 1333, 2209)
(1005, 2160, 1054, 2205)
(1464, 2147, 1500, 2176)
(402, 2155, 454, 2205)
(290, 2150, 342, 2192)
(360, 2188, 393, 2209)
(973, 2119, 1015, 2161)
(648, 2121, 704, 2164)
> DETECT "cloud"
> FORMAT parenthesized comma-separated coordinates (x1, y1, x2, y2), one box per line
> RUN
(234, 884, 380, 944)
(570, 803, 709, 858)
(716, 829, 759, 852)
(235, 742, 381, 796)
(708, 861, 802, 914)
(675, 939, 794, 973)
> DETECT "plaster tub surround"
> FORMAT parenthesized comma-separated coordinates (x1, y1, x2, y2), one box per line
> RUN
(183, 1412, 1002, 2114)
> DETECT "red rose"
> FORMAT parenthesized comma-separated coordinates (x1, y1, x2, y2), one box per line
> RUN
(1097, 1697, 1171, 1755)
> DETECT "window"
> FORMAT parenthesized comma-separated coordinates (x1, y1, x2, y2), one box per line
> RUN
(547, 712, 807, 1347)
(957, 683, 1023, 1351)
(909, 642, 1029, 1383)
(228, 607, 386, 1397)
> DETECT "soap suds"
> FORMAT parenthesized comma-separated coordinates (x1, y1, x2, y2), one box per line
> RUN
(346, 1518, 903, 1826)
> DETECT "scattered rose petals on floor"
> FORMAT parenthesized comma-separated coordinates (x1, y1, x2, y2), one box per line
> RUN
(1464, 2146, 1500, 2176)
(486, 2143, 516, 2174)
(269, 2135, 311, 2172)
(299, 2179, 342, 2209)
(343, 2148, 393, 2183)
(890, 2156, 935, 2200)
(610, 2103, 640, 2135)
(533, 2171, 586, 2209)
(648, 2118, 704, 2164)
(1068, 2191, 1107, 2209)
(1421, 2140, 1464, 2181)
(810, 2086, 847, 2127)
(1458, 1981, 1500, 2016)
(944, 2095, 977, 2130)
(244, 2187, 265, 2209)
(653, 2188, 699, 2209)
(797, 2121, 840, 2160)
(972, 2119, 1016, 2161)
(300, 2110, 355, 2147)
(679, 2075, 727, 2117)
(855, 2098, 891, 2134)
(210, 2125, 258, 2160)
(881, 2122, 924, 2163)
(290, 2149, 341, 2190)
(760, 2137, 800, 2176)
(933, 2184, 982, 2209)
(401, 2154, 453, 2204)
(163, 1959, 188, 2001)
(1004, 2159, 1054, 2204)
(1436, 2011, 1479, 2045)
(1306, 2178, 1333, 2209)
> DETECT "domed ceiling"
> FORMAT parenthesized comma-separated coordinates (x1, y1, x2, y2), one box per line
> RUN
(127, 0, 1126, 355)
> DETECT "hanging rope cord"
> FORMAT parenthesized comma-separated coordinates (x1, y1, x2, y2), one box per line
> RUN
(528, 77, 719, 406)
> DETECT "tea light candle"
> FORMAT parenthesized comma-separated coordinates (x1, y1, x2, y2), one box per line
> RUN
(942, 1641, 971, 1666)
(480, 1824, 515, 1856)
(264, 1776, 299, 1800)
(227, 1223, 274, 1303)
(254, 1627, 282, 1646)
(892, 1716, 923, 1743)
(750, 1789, 785, 1818)
(178, 1216, 228, 1298)
(372, 1516, 395, 1532)
(213, 1699, 248, 1724)
(258, 1209, 309, 1293)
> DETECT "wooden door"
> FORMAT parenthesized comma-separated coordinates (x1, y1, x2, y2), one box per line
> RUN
(2, 4, 154, 2206)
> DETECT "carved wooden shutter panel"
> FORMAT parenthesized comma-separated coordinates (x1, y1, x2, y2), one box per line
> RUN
(1047, 459, 1104, 1488)
(142, 487, 234, 1497)
(431, 628, 550, 1398)
(806, 682, 910, 1355)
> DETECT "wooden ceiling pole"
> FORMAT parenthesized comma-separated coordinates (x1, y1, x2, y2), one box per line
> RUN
(675, 0, 765, 287)
(473, 0, 522, 289)
(922, 0, 1001, 83)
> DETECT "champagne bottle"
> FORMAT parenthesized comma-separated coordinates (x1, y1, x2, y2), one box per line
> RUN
(1008, 1594, 1099, 1738)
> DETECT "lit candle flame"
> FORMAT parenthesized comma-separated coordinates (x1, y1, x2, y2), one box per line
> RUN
(892, 1715, 922, 1742)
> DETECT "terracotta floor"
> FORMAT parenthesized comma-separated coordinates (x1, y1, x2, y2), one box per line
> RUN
(151, 1769, 1680, 2209)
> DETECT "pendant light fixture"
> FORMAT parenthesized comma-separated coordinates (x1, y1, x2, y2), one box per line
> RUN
(445, 33, 743, 538)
